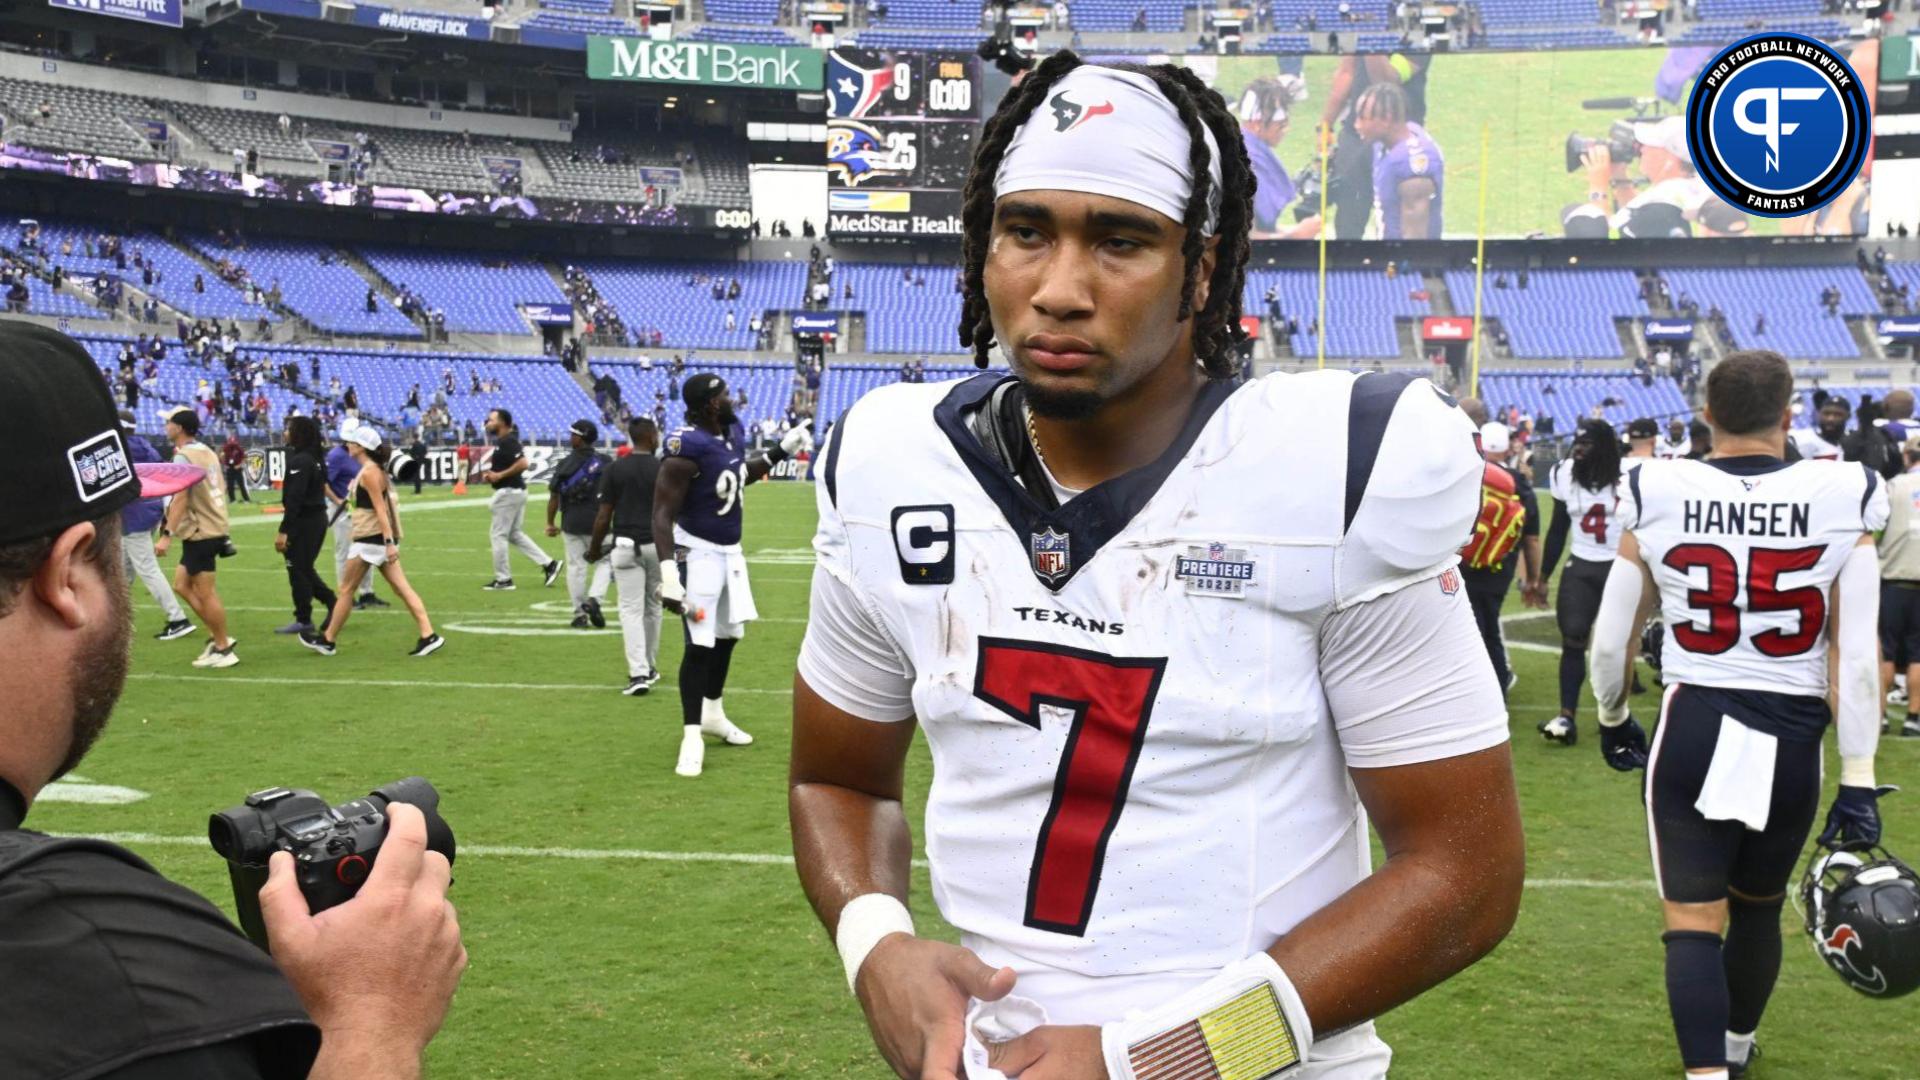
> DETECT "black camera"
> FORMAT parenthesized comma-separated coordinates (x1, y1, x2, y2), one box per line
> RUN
(1564, 121, 1641, 174)
(209, 777, 456, 950)
(1292, 161, 1323, 223)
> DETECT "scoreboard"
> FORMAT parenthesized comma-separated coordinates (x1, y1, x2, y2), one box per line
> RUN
(825, 48, 978, 237)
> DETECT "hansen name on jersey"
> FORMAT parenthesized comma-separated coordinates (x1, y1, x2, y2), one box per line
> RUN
(1624, 456, 1888, 703)
(800, 370, 1509, 1027)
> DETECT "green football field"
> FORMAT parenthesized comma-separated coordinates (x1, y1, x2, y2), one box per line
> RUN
(30, 480, 1920, 1078)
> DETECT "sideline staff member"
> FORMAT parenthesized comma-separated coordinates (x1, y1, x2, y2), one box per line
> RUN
(588, 417, 664, 695)
(0, 321, 465, 1079)
(480, 407, 559, 591)
(1881, 432, 1920, 738)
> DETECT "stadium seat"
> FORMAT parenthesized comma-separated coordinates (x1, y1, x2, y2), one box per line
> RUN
(1242, 268, 1430, 359)
(181, 235, 421, 338)
(359, 248, 568, 335)
(1659, 266, 1873, 359)
(832, 263, 964, 355)
(580, 259, 808, 349)
(1444, 268, 1645, 360)
(1477, 369, 1690, 434)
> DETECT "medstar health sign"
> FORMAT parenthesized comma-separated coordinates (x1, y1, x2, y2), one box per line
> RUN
(587, 38, 823, 91)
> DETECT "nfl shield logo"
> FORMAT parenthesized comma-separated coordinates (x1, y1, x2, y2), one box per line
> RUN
(79, 456, 98, 485)
(1207, 541, 1226, 560)
(1031, 528, 1071, 584)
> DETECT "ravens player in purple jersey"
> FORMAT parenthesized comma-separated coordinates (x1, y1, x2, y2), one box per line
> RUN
(653, 373, 814, 777)
(1354, 82, 1444, 241)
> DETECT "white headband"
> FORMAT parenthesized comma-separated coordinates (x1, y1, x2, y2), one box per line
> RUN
(994, 66, 1225, 235)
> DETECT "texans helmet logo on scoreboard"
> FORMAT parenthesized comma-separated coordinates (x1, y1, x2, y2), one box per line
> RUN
(828, 51, 894, 120)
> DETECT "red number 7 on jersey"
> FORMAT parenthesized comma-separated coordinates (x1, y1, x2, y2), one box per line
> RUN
(974, 639, 1168, 936)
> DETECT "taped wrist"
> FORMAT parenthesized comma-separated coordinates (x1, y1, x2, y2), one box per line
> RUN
(834, 893, 914, 992)
(1100, 952, 1312, 1080)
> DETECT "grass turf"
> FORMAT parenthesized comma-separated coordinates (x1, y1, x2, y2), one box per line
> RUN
(30, 480, 1920, 1077)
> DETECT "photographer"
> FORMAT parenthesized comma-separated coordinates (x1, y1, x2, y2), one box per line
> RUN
(0, 322, 465, 1079)
(1564, 116, 1749, 239)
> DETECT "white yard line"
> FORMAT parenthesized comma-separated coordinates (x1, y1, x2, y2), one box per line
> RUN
(81, 831, 1648, 888)
(128, 672, 792, 695)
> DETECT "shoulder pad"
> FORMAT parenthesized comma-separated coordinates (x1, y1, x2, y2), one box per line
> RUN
(1337, 373, 1481, 607)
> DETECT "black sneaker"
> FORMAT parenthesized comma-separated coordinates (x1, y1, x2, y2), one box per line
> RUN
(355, 593, 391, 609)
(156, 619, 196, 641)
(623, 675, 651, 696)
(218, 539, 238, 558)
(1730, 1041, 1760, 1079)
(1538, 714, 1577, 746)
(644, 669, 663, 688)
(571, 611, 592, 629)
(482, 579, 516, 591)
(298, 630, 337, 656)
(542, 560, 562, 587)
(585, 598, 606, 629)
(409, 634, 445, 657)
(1902, 718, 1920, 738)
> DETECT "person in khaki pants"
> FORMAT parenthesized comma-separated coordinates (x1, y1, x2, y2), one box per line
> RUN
(587, 418, 664, 696)
(479, 407, 558, 591)
(1880, 433, 1920, 737)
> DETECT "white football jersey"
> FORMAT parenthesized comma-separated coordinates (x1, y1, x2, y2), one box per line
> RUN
(1623, 457, 1888, 699)
(1789, 428, 1843, 461)
(804, 370, 1505, 1025)
(1549, 458, 1623, 563)
(1656, 435, 1691, 460)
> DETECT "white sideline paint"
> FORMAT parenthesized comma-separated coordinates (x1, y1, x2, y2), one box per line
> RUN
(83, 831, 1646, 888)
(129, 672, 793, 695)
(36, 773, 149, 805)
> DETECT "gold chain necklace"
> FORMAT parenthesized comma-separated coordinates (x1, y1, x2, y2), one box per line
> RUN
(1024, 404, 1050, 471)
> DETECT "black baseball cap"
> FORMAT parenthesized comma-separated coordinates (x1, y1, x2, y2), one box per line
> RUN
(570, 419, 599, 442)
(1626, 417, 1660, 439)
(683, 373, 726, 412)
(0, 322, 204, 546)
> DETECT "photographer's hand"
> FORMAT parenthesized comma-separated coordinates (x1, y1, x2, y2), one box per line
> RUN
(261, 803, 467, 1080)
(1582, 144, 1614, 206)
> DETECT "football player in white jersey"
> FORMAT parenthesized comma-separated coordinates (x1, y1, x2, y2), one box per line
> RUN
(1589, 351, 1889, 1080)
(1534, 417, 1625, 747)
(1787, 395, 1848, 462)
(789, 55, 1523, 1080)
(1657, 417, 1693, 460)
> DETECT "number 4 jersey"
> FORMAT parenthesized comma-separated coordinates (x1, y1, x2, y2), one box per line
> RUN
(800, 370, 1509, 1025)
(1625, 456, 1888, 704)
(1548, 457, 1622, 563)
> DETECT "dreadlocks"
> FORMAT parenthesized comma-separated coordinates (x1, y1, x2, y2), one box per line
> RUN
(1354, 81, 1409, 127)
(1571, 417, 1623, 492)
(957, 52, 1255, 378)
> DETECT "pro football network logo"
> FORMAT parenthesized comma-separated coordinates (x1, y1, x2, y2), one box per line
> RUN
(1031, 527, 1071, 585)
(1685, 33, 1870, 218)
(1049, 92, 1113, 133)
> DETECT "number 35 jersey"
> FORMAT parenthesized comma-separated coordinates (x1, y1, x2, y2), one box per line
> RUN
(1624, 456, 1888, 703)
(801, 370, 1506, 1014)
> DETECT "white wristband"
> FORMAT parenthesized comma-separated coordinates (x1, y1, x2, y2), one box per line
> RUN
(835, 893, 915, 992)
(1840, 755, 1877, 789)
(1100, 952, 1313, 1080)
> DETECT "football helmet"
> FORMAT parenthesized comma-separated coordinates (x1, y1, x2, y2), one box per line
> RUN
(1639, 618, 1664, 676)
(1800, 846, 1920, 998)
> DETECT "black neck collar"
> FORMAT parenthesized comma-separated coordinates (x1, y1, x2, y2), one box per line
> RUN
(935, 372, 1238, 592)
(1708, 454, 1792, 476)
(0, 776, 25, 831)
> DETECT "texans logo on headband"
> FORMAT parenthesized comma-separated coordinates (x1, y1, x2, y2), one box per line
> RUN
(1050, 92, 1114, 133)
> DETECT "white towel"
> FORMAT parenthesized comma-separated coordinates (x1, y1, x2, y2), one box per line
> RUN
(963, 995, 1051, 1080)
(1694, 714, 1778, 832)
